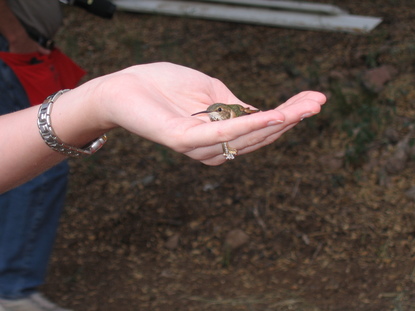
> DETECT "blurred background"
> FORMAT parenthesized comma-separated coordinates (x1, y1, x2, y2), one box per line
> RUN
(44, 1, 415, 310)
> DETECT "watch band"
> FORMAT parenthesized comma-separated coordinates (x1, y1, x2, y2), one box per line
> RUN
(37, 89, 107, 158)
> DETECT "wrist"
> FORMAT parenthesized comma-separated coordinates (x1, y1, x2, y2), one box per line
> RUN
(38, 90, 108, 157)
(86, 73, 122, 132)
(45, 84, 110, 152)
(92, 69, 143, 131)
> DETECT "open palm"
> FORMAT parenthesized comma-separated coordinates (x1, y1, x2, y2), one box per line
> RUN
(103, 62, 326, 165)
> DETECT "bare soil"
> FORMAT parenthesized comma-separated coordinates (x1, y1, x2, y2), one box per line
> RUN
(43, 1, 415, 310)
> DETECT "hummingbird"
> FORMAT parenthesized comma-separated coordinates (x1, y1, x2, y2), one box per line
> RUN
(191, 103, 260, 160)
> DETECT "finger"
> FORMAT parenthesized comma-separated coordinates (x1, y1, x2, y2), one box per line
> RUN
(172, 109, 286, 152)
(201, 155, 227, 166)
(38, 46, 51, 55)
(177, 91, 326, 159)
(184, 145, 224, 164)
(278, 91, 326, 108)
(237, 122, 299, 155)
(191, 122, 299, 165)
(275, 92, 324, 122)
(191, 92, 325, 160)
(228, 92, 324, 150)
(183, 119, 297, 162)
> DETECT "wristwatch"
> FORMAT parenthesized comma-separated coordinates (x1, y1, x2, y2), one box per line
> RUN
(37, 89, 107, 158)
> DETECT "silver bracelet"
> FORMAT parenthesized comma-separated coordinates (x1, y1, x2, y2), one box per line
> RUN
(37, 89, 108, 158)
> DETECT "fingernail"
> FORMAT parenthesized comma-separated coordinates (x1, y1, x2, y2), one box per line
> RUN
(300, 112, 315, 121)
(267, 120, 284, 126)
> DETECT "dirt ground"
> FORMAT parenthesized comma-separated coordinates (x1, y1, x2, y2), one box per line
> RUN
(42, 1, 415, 310)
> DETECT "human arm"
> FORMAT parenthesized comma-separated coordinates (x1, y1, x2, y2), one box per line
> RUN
(0, 62, 326, 193)
(0, 0, 50, 54)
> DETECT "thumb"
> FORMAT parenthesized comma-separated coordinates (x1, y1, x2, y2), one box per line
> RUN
(37, 44, 51, 55)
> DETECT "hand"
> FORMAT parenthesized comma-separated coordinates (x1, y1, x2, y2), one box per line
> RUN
(8, 32, 50, 55)
(98, 62, 326, 165)
(0, 61, 325, 192)
(0, 0, 50, 55)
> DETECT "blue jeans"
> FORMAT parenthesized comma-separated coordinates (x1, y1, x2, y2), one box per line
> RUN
(0, 35, 69, 299)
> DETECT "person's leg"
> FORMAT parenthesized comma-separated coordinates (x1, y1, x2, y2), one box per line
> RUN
(0, 161, 69, 299)
(0, 36, 71, 310)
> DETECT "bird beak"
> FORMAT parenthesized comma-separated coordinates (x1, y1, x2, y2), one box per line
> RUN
(191, 110, 210, 116)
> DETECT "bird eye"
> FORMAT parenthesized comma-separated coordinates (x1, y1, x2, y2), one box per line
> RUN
(217, 108, 222, 112)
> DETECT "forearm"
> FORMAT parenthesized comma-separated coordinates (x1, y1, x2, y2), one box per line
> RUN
(0, 106, 65, 192)
(0, 78, 109, 193)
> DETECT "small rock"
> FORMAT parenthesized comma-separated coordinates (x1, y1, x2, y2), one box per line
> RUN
(203, 182, 220, 191)
(384, 137, 409, 174)
(141, 175, 155, 186)
(318, 151, 345, 170)
(362, 65, 398, 93)
(384, 127, 400, 144)
(405, 187, 415, 201)
(384, 148, 408, 174)
(328, 70, 346, 81)
(165, 233, 180, 250)
(224, 229, 249, 250)
(377, 168, 391, 188)
(160, 269, 175, 278)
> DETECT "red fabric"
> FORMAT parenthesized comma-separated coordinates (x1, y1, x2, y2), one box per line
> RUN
(0, 48, 86, 106)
